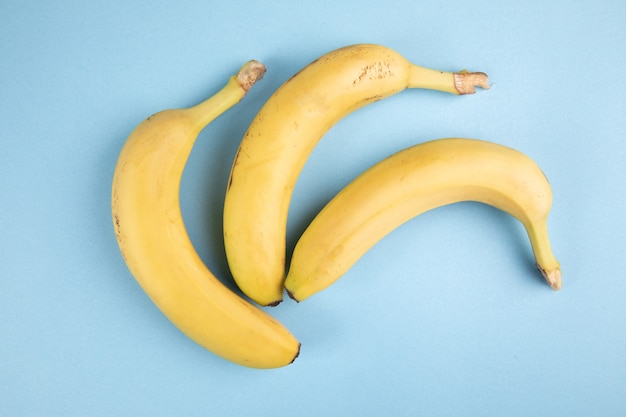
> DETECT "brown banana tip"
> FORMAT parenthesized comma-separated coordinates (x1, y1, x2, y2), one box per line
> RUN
(289, 343, 301, 365)
(237, 60, 266, 92)
(264, 299, 283, 307)
(453, 71, 490, 94)
(285, 288, 300, 303)
(537, 265, 562, 291)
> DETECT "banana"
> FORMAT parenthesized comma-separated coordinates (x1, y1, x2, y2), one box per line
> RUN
(111, 61, 300, 368)
(284, 138, 562, 302)
(223, 44, 490, 306)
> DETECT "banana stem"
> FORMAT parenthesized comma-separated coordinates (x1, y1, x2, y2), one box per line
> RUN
(186, 60, 266, 131)
(453, 71, 490, 94)
(236, 60, 267, 92)
(407, 65, 490, 95)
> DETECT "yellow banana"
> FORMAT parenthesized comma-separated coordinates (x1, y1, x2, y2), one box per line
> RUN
(284, 138, 561, 302)
(111, 61, 300, 368)
(223, 44, 490, 306)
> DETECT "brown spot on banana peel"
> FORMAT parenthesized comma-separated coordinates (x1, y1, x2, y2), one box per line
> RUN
(353, 61, 394, 86)
(359, 94, 385, 105)
(227, 146, 243, 190)
(114, 213, 121, 235)
(453, 71, 490, 94)
(112, 213, 130, 263)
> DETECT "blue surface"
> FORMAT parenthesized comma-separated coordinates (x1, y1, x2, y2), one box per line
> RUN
(2, 1, 625, 415)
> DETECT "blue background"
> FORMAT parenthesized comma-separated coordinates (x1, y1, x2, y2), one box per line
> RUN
(2, 0, 625, 415)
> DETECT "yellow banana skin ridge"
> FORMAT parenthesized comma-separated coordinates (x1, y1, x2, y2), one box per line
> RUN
(284, 138, 562, 302)
(111, 61, 300, 369)
(223, 44, 490, 306)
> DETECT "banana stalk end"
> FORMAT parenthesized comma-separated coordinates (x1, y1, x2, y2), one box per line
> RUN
(454, 71, 490, 94)
(237, 60, 267, 92)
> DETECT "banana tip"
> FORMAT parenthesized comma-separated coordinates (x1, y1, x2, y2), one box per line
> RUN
(265, 299, 283, 307)
(285, 288, 301, 303)
(538, 265, 562, 291)
(290, 343, 301, 365)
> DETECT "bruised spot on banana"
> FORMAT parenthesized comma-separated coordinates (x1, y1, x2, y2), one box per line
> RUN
(284, 138, 561, 302)
(223, 43, 491, 306)
(112, 61, 300, 369)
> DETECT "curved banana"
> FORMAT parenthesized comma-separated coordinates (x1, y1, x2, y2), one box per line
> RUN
(111, 61, 300, 368)
(223, 44, 490, 306)
(284, 138, 562, 302)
